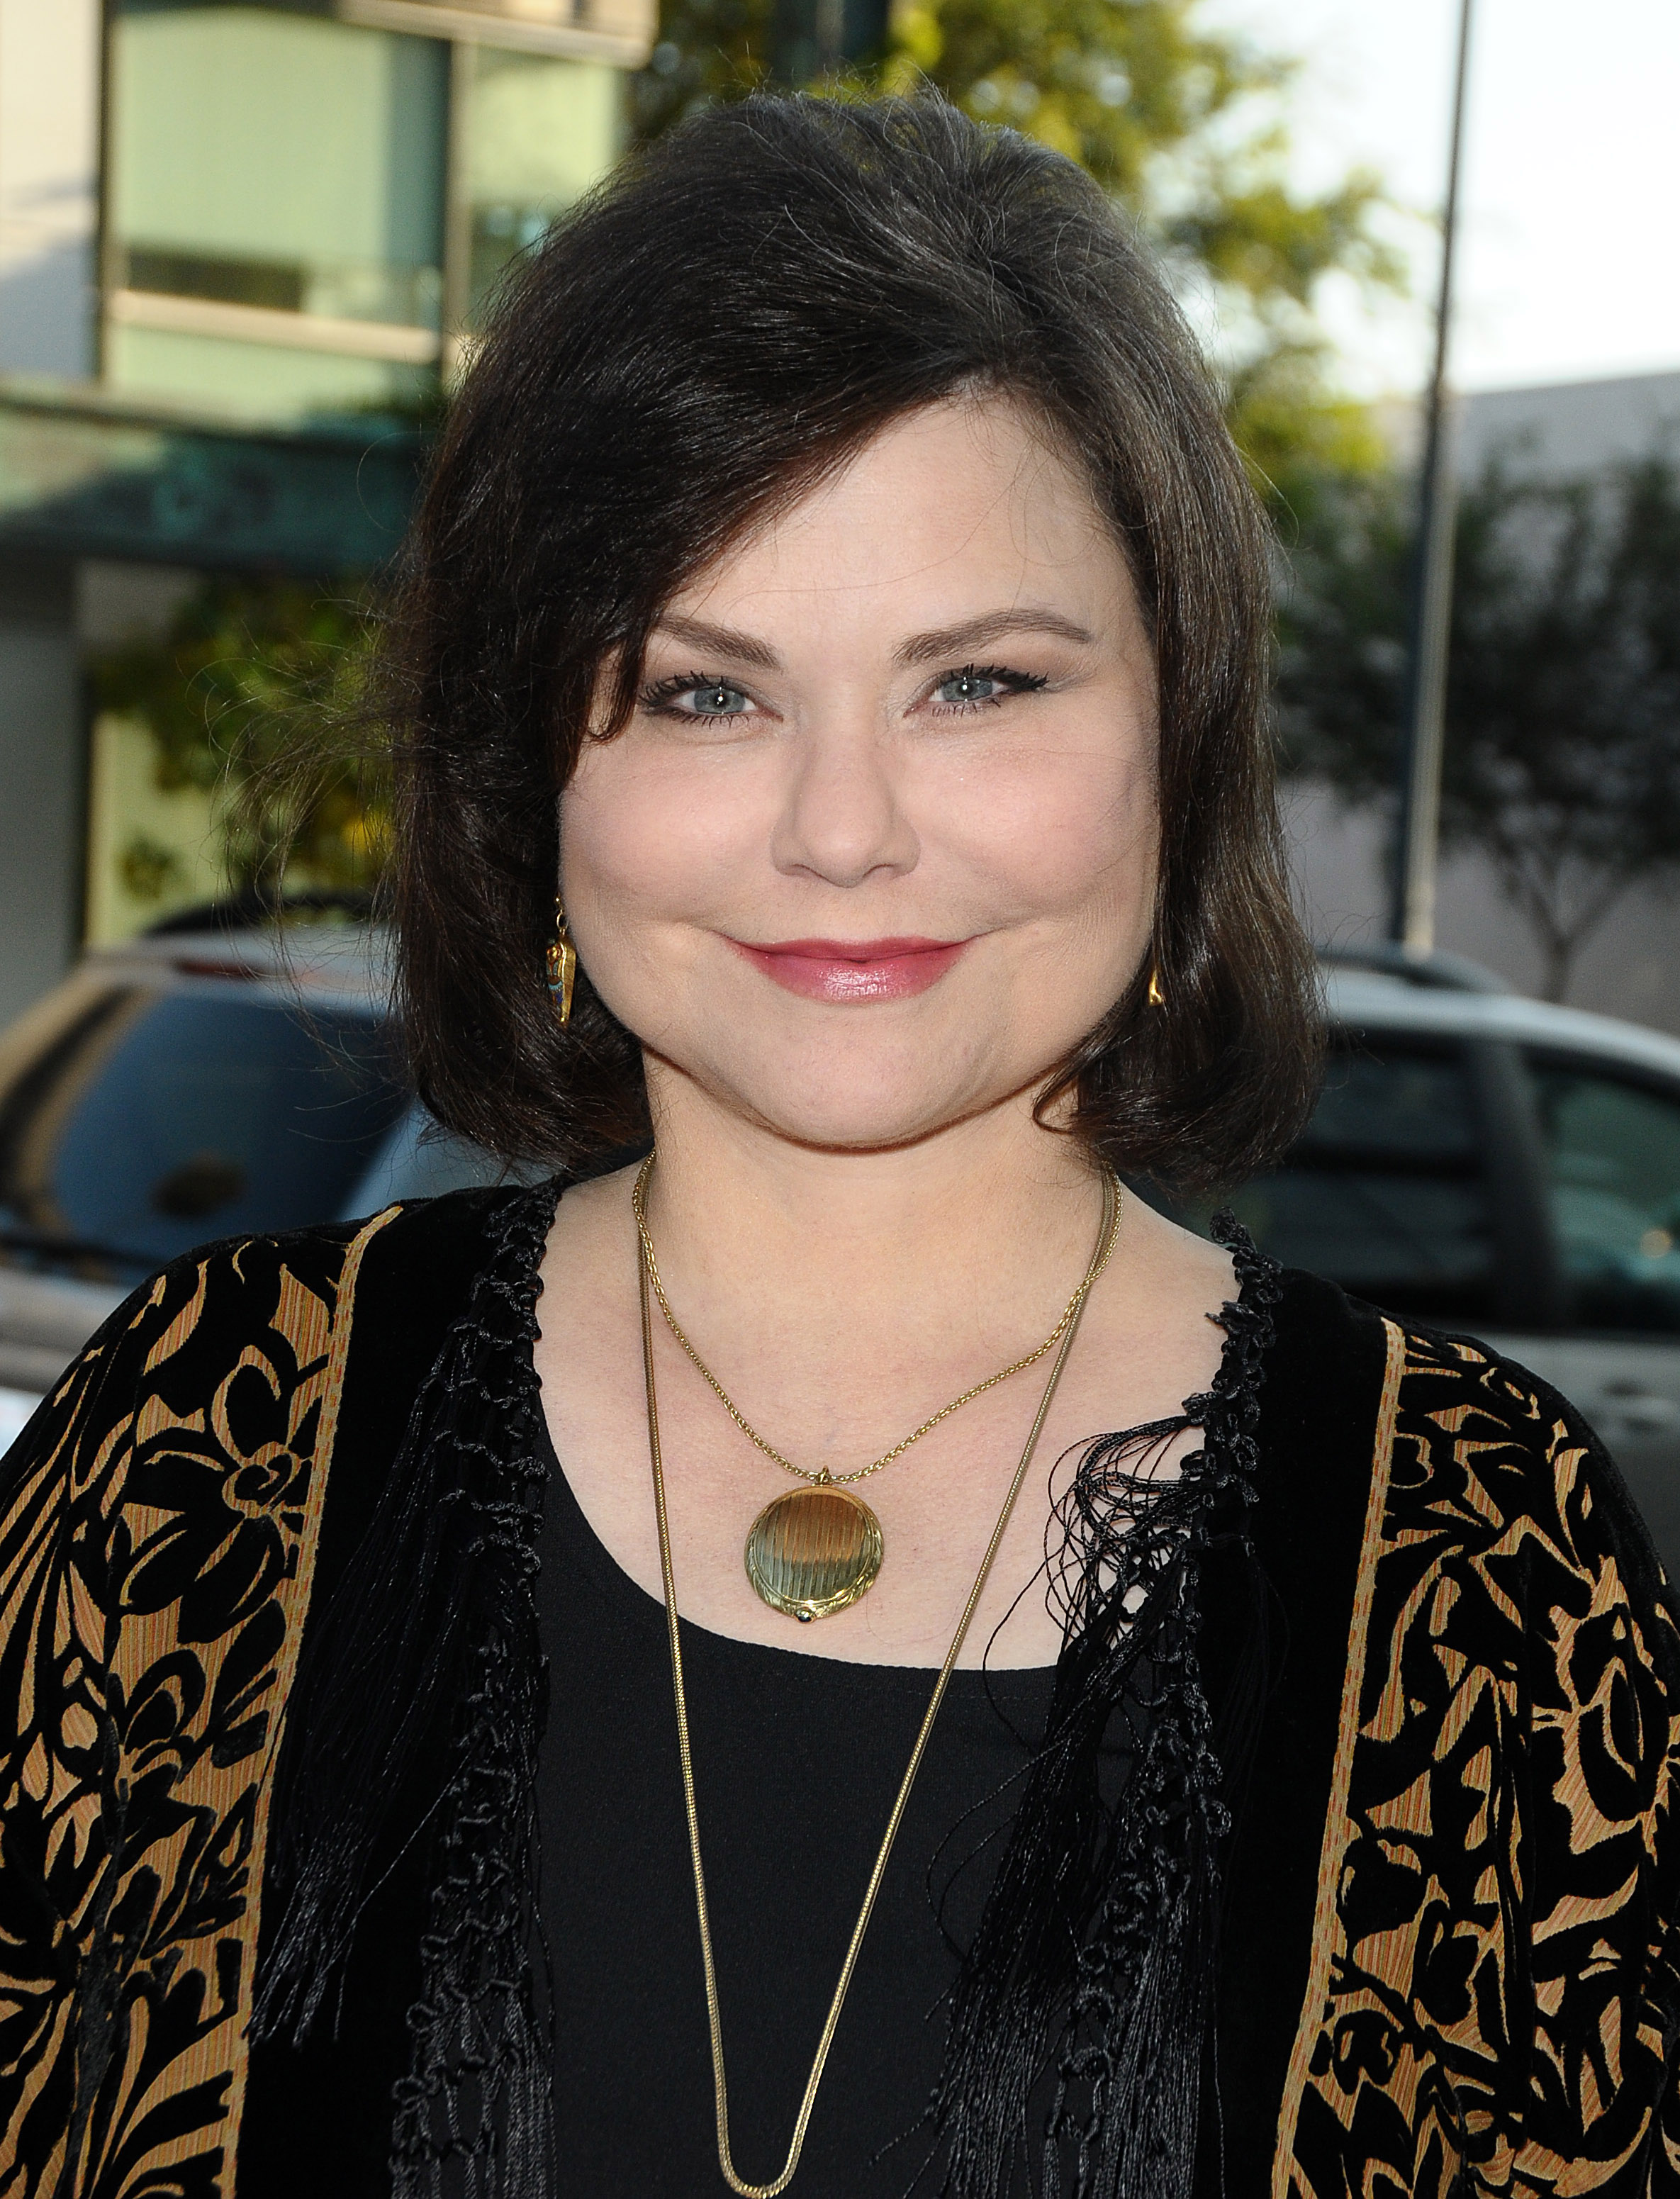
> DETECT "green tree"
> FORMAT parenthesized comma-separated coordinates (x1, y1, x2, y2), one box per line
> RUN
(91, 576, 386, 906)
(1278, 449, 1680, 1002)
(632, 0, 1401, 500)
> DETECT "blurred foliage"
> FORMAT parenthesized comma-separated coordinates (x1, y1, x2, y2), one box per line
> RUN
(91, 577, 386, 904)
(117, 831, 186, 905)
(632, 0, 1404, 508)
(1279, 447, 1680, 1000)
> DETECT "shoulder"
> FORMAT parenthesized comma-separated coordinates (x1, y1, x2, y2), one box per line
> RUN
(0, 1184, 554, 2196)
(1263, 1287, 1680, 2188)
(0, 1183, 547, 1522)
(1380, 1314, 1672, 1626)
(1253, 1266, 1670, 1611)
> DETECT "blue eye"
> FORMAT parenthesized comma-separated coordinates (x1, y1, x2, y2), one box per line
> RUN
(688, 681, 748, 716)
(935, 670, 1004, 705)
(639, 672, 754, 722)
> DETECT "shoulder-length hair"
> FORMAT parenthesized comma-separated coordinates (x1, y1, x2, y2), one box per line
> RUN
(389, 91, 1320, 1192)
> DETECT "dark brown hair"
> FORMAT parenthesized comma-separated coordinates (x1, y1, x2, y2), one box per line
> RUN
(389, 91, 1320, 1191)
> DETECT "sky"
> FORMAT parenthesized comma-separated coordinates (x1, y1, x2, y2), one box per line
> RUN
(1197, 0, 1680, 399)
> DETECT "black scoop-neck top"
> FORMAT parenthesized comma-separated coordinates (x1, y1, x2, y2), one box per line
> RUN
(535, 1428, 1070, 2198)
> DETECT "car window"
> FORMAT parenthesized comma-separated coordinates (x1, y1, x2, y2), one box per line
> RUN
(1207, 1043, 1498, 1321)
(0, 985, 407, 1279)
(342, 1098, 531, 1212)
(1525, 1056, 1680, 1336)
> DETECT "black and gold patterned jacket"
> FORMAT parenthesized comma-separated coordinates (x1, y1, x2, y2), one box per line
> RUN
(2, 1187, 1679, 2197)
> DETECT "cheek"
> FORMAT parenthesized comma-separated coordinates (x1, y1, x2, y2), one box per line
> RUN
(561, 744, 753, 929)
(931, 722, 1157, 924)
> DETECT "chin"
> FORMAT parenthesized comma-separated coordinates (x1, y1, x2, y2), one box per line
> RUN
(681, 1033, 1026, 1153)
(753, 1098, 970, 1153)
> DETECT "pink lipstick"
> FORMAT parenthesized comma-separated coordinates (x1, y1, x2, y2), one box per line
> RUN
(729, 934, 973, 1002)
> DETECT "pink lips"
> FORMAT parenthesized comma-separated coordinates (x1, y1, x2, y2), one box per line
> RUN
(728, 934, 973, 1002)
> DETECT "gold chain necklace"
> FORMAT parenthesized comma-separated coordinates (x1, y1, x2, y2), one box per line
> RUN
(639, 1170, 1118, 2199)
(632, 1156, 1123, 1620)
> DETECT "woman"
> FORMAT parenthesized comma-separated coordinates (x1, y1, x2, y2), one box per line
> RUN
(3, 94, 1677, 2199)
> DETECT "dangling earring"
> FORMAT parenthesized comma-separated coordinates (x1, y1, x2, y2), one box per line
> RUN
(547, 897, 577, 1024)
(1146, 964, 1165, 1008)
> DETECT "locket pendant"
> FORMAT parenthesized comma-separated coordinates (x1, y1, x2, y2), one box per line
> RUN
(744, 1483, 884, 1622)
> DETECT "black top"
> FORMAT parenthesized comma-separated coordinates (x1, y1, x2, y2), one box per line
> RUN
(537, 1424, 1071, 2196)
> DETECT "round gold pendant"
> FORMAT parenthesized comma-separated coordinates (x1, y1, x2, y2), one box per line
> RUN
(744, 1484, 884, 1622)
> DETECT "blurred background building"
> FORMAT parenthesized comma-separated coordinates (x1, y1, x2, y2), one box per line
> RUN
(0, 0, 653, 1028)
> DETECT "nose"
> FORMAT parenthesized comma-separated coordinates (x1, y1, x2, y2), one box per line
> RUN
(768, 715, 920, 888)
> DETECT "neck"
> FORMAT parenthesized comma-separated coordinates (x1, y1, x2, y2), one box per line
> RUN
(636, 1071, 1107, 1349)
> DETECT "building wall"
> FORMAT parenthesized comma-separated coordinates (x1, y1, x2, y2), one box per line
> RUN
(1459, 369, 1680, 480)
(0, 0, 636, 1039)
(104, 323, 436, 420)
(0, 2, 101, 1024)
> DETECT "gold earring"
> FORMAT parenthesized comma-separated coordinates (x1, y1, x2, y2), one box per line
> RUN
(547, 897, 577, 1024)
(1147, 964, 1165, 1008)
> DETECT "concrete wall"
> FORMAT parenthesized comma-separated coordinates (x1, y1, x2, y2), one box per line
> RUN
(1309, 370, 1680, 1038)
(0, 1, 101, 1026)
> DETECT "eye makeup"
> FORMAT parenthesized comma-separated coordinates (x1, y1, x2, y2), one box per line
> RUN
(637, 660, 1051, 722)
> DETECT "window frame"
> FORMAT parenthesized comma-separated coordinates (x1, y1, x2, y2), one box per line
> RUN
(1280, 1019, 1562, 1334)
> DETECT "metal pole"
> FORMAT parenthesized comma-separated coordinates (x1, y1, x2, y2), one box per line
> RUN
(1391, 0, 1476, 953)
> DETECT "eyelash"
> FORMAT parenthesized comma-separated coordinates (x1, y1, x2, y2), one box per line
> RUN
(639, 670, 744, 717)
(636, 662, 1050, 721)
(930, 663, 1049, 715)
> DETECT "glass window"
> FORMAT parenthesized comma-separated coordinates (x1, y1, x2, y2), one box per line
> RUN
(108, 5, 448, 332)
(0, 987, 407, 1280)
(464, 49, 624, 315)
(1527, 1057, 1680, 1336)
(1202, 1044, 1497, 1321)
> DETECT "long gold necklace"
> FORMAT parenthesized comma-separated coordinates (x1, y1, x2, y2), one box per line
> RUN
(632, 1156, 1123, 1620)
(639, 1170, 1118, 2198)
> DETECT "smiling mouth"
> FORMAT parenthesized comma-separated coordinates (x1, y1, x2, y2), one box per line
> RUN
(726, 935, 974, 1002)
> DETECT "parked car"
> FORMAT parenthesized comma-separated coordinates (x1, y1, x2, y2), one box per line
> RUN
(0, 914, 513, 1450)
(1180, 945, 1680, 1572)
(4, 923, 1679, 1574)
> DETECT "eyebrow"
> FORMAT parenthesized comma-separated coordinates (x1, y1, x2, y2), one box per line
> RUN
(651, 605, 1095, 673)
(651, 613, 782, 670)
(894, 608, 1096, 666)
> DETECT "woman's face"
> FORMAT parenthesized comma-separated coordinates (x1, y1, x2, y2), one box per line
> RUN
(561, 396, 1160, 1153)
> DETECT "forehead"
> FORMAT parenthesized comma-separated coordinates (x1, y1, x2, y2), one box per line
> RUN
(660, 396, 1137, 636)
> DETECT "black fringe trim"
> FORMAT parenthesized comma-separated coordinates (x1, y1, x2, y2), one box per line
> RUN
(926, 1218, 1281, 2199)
(255, 1181, 562, 2199)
